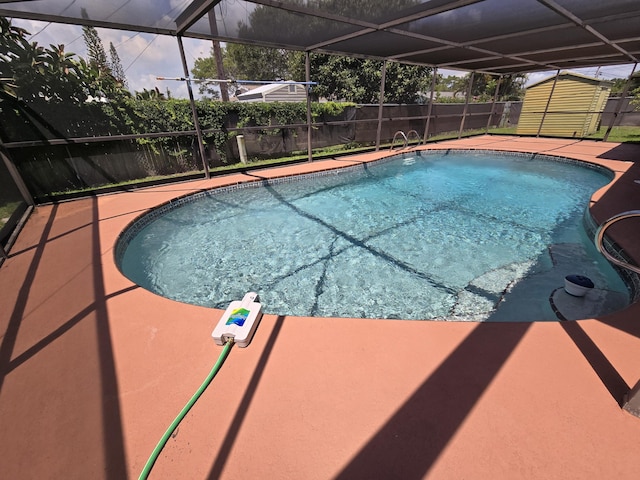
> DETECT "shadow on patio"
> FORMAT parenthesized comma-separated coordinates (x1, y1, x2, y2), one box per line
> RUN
(0, 197, 130, 478)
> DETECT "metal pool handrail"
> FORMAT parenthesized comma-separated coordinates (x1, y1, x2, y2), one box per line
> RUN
(594, 210, 640, 275)
(406, 130, 422, 147)
(390, 131, 408, 150)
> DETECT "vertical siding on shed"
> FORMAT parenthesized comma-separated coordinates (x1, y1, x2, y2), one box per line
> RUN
(517, 74, 610, 137)
(586, 87, 611, 133)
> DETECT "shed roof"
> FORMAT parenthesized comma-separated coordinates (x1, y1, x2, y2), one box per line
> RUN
(1, 0, 638, 75)
(525, 71, 615, 89)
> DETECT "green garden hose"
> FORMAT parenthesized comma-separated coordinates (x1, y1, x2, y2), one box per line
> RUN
(139, 340, 234, 480)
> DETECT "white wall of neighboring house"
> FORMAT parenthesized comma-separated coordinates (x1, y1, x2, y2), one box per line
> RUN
(236, 82, 307, 102)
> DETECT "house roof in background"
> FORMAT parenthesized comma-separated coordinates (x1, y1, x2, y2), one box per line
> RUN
(237, 82, 297, 98)
(1, 0, 638, 75)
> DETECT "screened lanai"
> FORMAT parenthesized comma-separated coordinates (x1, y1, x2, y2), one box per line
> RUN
(1, 0, 639, 72)
(3, 3, 640, 479)
(1, 0, 639, 256)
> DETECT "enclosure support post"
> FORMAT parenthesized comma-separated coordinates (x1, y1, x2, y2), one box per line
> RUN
(486, 75, 503, 132)
(375, 60, 387, 151)
(0, 145, 34, 206)
(537, 69, 560, 137)
(423, 68, 437, 143)
(305, 52, 313, 162)
(458, 71, 475, 138)
(604, 63, 637, 142)
(208, 10, 229, 102)
(177, 35, 210, 179)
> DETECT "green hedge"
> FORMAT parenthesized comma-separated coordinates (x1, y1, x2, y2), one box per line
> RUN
(1, 95, 354, 164)
(134, 99, 353, 163)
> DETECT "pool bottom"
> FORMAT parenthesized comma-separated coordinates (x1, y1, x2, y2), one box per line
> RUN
(118, 150, 630, 322)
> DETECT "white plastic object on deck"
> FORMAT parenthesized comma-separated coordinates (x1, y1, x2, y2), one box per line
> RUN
(212, 292, 263, 348)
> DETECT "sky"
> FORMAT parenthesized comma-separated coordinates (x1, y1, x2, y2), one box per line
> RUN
(12, 19, 213, 99)
(9, 18, 638, 99)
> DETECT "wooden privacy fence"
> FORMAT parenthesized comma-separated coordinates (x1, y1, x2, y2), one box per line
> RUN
(8, 97, 637, 201)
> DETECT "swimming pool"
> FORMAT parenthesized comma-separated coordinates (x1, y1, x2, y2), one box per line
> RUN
(116, 150, 630, 321)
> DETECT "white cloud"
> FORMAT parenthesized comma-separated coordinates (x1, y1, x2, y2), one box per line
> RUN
(19, 19, 85, 52)
(524, 71, 552, 87)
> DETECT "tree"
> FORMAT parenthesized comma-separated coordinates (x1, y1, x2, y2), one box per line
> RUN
(627, 73, 640, 111)
(41, 43, 83, 103)
(224, 43, 292, 81)
(191, 54, 221, 98)
(109, 41, 127, 88)
(444, 74, 470, 98)
(193, 43, 295, 99)
(225, 0, 431, 103)
(495, 74, 527, 101)
(194, 44, 433, 104)
(77, 27, 131, 103)
(609, 74, 640, 112)
(135, 87, 166, 100)
(1, 18, 91, 106)
(236, 0, 421, 46)
(384, 61, 433, 104)
(0, 16, 30, 98)
(289, 53, 432, 104)
(82, 25, 109, 75)
(440, 72, 526, 102)
(0, 17, 134, 141)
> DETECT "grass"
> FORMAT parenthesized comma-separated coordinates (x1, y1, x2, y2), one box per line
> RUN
(0, 201, 21, 228)
(585, 126, 640, 143)
(48, 144, 379, 197)
(49, 170, 205, 197)
(426, 128, 491, 141)
(490, 126, 518, 134)
(488, 125, 640, 143)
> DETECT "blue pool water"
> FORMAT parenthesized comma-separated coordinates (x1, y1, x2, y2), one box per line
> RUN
(118, 151, 629, 321)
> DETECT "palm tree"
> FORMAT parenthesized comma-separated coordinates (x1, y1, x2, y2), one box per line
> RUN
(135, 87, 166, 101)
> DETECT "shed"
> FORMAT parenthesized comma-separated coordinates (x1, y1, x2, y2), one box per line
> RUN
(236, 82, 307, 103)
(516, 72, 612, 137)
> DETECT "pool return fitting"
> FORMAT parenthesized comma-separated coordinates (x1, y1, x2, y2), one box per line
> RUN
(139, 293, 263, 479)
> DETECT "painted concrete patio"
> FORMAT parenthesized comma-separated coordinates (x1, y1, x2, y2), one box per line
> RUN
(1, 136, 639, 479)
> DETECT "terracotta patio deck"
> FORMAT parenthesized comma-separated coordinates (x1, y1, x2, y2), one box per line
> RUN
(1, 135, 639, 479)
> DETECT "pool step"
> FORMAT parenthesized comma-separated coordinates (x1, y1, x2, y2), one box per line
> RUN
(549, 286, 628, 320)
